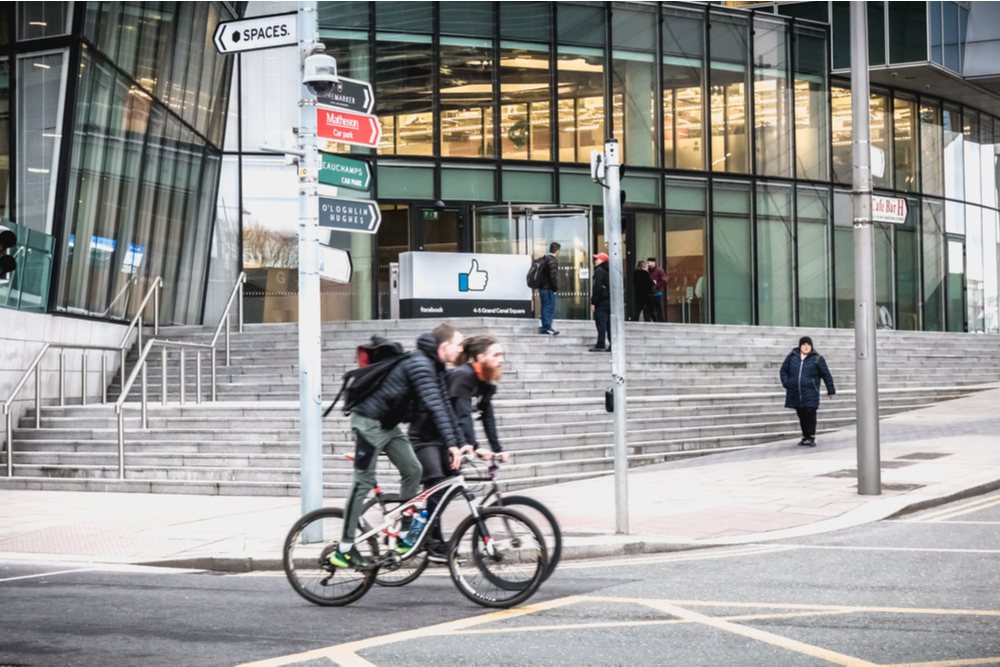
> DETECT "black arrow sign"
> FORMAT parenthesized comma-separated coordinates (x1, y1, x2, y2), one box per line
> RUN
(318, 196, 382, 234)
(316, 76, 374, 115)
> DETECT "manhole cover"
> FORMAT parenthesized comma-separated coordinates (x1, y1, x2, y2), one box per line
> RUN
(895, 452, 951, 461)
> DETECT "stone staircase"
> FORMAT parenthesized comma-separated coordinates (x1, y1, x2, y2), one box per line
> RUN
(2, 318, 998, 495)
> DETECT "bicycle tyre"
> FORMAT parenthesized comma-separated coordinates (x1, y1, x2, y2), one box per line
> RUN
(360, 494, 430, 587)
(282, 507, 377, 607)
(487, 495, 562, 582)
(447, 507, 547, 608)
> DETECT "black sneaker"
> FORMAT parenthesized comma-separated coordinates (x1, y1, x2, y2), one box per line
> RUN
(796, 438, 809, 447)
(804, 437, 817, 447)
(589, 346, 606, 352)
(328, 544, 371, 570)
(427, 542, 449, 563)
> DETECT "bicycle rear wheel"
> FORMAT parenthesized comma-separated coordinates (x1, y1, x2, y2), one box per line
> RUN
(447, 507, 547, 608)
(360, 494, 430, 587)
(282, 507, 377, 606)
(487, 495, 562, 582)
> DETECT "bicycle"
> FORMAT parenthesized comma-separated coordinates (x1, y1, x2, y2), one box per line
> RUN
(362, 453, 562, 587)
(282, 460, 548, 609)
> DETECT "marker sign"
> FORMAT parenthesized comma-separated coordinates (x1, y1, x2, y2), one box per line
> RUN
(872, 196, 907, 224)
(213, 13, 296, 54)
(318, 196, 382, 234)
(317, 105, 382, 148)
(319, 154, 371, 191)
(317, 77, 374, 114)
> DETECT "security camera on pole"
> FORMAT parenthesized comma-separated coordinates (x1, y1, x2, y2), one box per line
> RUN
(592, 139, 629, 535)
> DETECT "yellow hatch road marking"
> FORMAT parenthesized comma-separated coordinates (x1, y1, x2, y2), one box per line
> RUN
(235, 595, 1000, 667)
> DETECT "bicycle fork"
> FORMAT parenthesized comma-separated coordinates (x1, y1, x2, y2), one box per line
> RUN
(465, 489, 499, 558)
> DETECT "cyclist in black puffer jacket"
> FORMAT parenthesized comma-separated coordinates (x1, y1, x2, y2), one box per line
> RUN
(331, 324, 465, 571)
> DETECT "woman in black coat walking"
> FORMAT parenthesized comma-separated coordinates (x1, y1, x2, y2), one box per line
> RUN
(632, 260, 655, 322)
(779, 336, 836, 447)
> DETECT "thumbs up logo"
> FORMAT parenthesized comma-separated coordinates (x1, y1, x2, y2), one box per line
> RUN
(459, 259, 489, 292)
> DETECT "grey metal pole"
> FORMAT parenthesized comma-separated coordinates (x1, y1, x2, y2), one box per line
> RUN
(5, 412, 12, 477)
(212, 348, 217, 402)
(225, 313, 231, 367)
(851, 2, 881, 496)
(59, 349, 65, 407)
(161, 347, 168, 407)
(102, 354, 108, 405)
(154, 281, 160, 335)
(196, 352, 202, 405)
(179, 348, 186, 406)
(81, 353, 87, 407)
(117, 409, 125, 479)
(34, 367, 41, 429)
(298, 0, 325, 528)
(141, 360, 148, 430)
(238, 278, 244, 333)
(603, 138, 629, 535)
(137, 315, 143, 356)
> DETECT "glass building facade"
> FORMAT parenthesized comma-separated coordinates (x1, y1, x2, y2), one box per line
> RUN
(0, 1, 235, 324)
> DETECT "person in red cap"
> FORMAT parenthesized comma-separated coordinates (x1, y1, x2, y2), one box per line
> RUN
(590, 253, 612, 351)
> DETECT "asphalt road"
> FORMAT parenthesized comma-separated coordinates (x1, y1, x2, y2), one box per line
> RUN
(2, 491, 999, 667)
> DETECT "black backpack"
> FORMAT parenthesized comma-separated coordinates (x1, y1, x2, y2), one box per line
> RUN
(324, 336, 407, 417)
(526, 256, 547, 289)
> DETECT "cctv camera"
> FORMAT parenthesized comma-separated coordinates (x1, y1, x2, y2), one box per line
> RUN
(303, 53, 339, 97)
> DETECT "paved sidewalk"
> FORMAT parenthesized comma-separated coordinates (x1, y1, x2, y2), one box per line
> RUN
(2, 386, 999, 571)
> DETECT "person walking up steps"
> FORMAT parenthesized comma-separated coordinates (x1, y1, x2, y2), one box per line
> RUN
(779, 336, 836, 447)
(590, 253, 611, 352)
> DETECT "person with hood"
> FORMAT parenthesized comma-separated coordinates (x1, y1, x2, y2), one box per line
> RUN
(590, 252, 612, 351)
(779, 336, 836, 447)
(331, 323, 465, 570)
(408, 334, 508, 561)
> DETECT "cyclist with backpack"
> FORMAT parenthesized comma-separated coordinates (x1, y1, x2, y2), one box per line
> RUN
(528, 242, 561, 336)
(331, 324, 466, 570)
(408, 334, 508, 561)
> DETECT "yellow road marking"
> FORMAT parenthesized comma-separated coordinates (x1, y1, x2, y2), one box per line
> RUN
(883, 659, 1000, 667)
(911, 496, 1000, 522)
(926, 497, 1000, 523)
(641, 600, 879, 667)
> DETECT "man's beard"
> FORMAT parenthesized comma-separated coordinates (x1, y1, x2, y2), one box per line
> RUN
(480, 360, 503, 382)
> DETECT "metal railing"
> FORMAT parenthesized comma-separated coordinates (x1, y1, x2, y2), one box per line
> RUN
(211, 272, 246, 367)
(117, 277, 162, 388)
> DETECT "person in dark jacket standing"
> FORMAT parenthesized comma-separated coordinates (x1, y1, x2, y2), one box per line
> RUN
(647, 257, 667, 322)
(590, 252, 612, 351)
(332, 323, 465, 570)
(537, 242, 561, 336)
(632, 260, 655, 322)
(408, 334, 508, 560)
(779, 336, 836, 447)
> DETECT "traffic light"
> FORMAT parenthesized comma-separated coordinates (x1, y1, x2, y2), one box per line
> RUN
(0, 226, 17, 282)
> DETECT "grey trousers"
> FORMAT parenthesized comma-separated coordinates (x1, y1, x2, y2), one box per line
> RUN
(342, 413, 423, 543)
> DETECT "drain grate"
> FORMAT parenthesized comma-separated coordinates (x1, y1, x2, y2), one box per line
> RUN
(895, 452, 951, 461)
(818, 460, 914, 478)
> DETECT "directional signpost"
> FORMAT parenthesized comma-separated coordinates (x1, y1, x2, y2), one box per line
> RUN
(317, 76, 374, 114)
(213, 12, 296, 54)
(316, 104, 381, 148)
(319, 154, 371, 191)
(318, 196, 382, 234)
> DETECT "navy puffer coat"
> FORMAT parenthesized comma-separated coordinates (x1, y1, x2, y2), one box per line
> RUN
(779, 348, 836, 409)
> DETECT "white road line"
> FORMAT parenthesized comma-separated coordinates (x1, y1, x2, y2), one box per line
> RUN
(0, 568, 96, 583)
(897, 520, 1000, 526)
(790, 544, 1000, 555)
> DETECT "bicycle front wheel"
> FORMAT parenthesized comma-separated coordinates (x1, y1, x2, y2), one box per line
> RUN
(360, 494, 430, 588)
(447, 507, 547, 608)
(282, 507, 377, 607)
(487, 495, 562, 582)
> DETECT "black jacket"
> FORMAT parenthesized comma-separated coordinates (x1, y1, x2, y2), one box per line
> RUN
(591, 262, 610, 305)
(633, 269, 653, 306)
(779, 348, 836, 409)
(352, 333, 461, 448)
(408, 364, 502, 452)
(538, 254, 559, 291)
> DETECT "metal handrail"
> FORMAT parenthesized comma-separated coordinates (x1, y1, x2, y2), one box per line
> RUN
(3, 342, 127, 478)
(102, 272, 139, 317)
(118, 276, 163, 350)
(210, 271, 246, 367)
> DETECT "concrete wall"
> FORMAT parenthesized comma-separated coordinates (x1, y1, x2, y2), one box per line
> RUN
(2, 311, 131, 442)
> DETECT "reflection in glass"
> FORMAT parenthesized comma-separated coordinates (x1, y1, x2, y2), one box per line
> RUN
(943, 103, 963, 199)
(756, 183, 794, 326)
(440, 38, 494, 158)
(377, 37, 433, 156)
(983, 212, 999, 333)
(923, 199, 945, 331)
(710, 15, 749, 174)
(612, 51, 655, 167)
(947, 238, 965, 332)
(920, 103, 944, 196)
(874, 225, 894, 328)
(754, 20, 791, 178)
(558, 48, 604, 163)
(664, 179, 707, 324)
(794, 29, 828, 182)
(966, 206, 984, 332)
(797, 187, 830, 328)
(833, 190, 854, 328)
(981, 119, 995, 210)
(17, 2, 71, 40)
(377, 205, 409, 319)
(500, 43, 551, 161)
(663, 9, 704, 171)
(712, 182, 752, 324)
(896, 199, 920, 331)
(894, 97, 918, 192)
(964, 109, 981, 204)
(831, 86, 889, 187)
(16, 51, 66, 234)
(0, 60, 9, 219)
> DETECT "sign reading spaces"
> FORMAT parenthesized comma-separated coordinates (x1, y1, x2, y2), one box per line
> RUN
(318, 196, 382, 234)
(872, 196, 907, 224)
(319, 154, 371, 191)
(399, 252, 532, 319)
(213, 13, 296, 54)
(316, 104, 382, 148)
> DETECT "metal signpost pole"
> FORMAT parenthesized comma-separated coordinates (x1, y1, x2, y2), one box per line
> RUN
(298, 0, 325, 527)
(603, 138, 629, 534)
(851, 2, 881, 496)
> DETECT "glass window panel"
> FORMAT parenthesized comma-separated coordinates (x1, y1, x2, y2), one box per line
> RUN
(0, 60, 9, 220)
(612, 51, 655, 167)
(441, 2, 494, 37)
(832, 2, 850, 70)
(833, 190, 854, 328)
(778, 3, 829, 23)
(663, 10, 704, 172)
(995, 119, 1000, 207)
(376, 36, 433, 156)
(376, 1, 433, 33)
(967, 206, 984, 331)
(958, 5, 969, 72)
(17, 2, 71, 40)
(97, 4, 123, 67)
(756, 183, 794, 326)
(558, 47, 604, 163)
(945, 199, 964, 235)
(894, 97, 919, 193)
(502, 169, 552, 203)
(923, 198, 945, 330)
(377, 165, 434, 199)
(621, 174, 658, 206)
(964, 109, 981, 204)
(920, 102, 944, 196)
(16, 51, 67, 234)
(930, 1, 943, 64)
(754, 20, 791, 178)
(889, 1, 927, 63)
(868, 1, 886, 67)
(874, 223, 894, 328)
(665, 205, 708, 324)
(500, 43, 550, 162)
(983, 211, 999, 333)
(500, 2, 550, 42)
(797, 187, 831, 328)
(135, 3, 165, 98)
(712, 182, 752, 325)
(943, 1, 960, 71)
(441, 167, 495, 202)
(152, 4, 178, 104)
(946, 238, 965, 332)
(318, 1, 369, 30)
(612, 8, 655, 53)
(557, 3, 605, 47)
(664, 178, 707, 212)
(440, 38, 495, 159)
(943, 103, 963, 199)
(831, 87, 890, 188)
(559, 171, 603, 206)
(896, 207, 920, 331)
(206, 156, 241, 324)
(710, 14, 749, 174)
(981, 118, 995, 210)
(794, 29, 829, 182)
